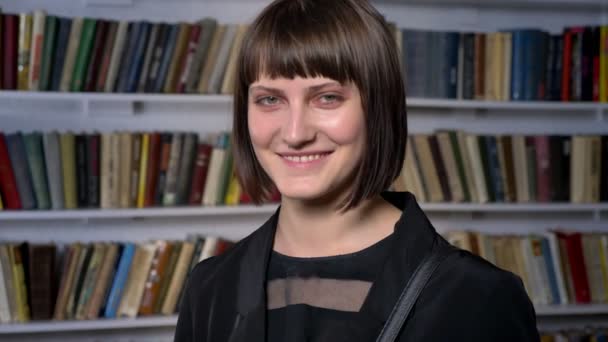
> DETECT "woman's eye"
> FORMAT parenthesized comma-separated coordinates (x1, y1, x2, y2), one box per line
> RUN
(256, 96, 280, 106)
(318, 94, 342, 104)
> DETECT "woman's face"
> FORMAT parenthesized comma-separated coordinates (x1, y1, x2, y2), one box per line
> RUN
(248, 76, 366, 203)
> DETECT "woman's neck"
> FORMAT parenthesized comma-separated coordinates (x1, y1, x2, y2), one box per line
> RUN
(273, 193, 401, 258)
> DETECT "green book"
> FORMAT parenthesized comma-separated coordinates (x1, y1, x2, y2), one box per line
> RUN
(70, 18, 97, 92)
(23, 133, 51, 209)
(38, 15, 57, 91)
(526, 138, 538, 202)
(478, 135, 495, 202)
(60, 133, 77, 209)
(216, 133, 233, 205)
(448, 131, 471, 202)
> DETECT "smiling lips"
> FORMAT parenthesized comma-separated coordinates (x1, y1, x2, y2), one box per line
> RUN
(278, 152, 333, 164)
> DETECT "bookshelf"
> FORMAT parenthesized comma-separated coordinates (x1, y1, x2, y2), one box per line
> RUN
(0, 0, 607, 340)
(0, 202, 607, 221)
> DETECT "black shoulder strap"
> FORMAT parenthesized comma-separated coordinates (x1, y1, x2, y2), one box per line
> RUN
(375, 243, 458, 342)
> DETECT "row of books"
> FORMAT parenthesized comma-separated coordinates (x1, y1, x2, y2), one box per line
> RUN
(446, 230, 608, 306)
(0, 10, 246, 94)
(540, 331, 608, 341)
(399, 26, 608, 102)
(2, 8, 606, 104)
(0, 235, 234, 323)
(1, 130, 606, 211)
(0, 131, 280, 211)
(392, 132, 608, 204)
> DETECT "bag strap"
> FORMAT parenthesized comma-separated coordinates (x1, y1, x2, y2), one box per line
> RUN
(375, 243, 457, 342)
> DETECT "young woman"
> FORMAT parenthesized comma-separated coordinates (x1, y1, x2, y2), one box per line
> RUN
(175, 0, 539, 341)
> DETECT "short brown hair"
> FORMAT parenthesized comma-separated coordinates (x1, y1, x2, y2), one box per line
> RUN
(232, 0, 407, 210)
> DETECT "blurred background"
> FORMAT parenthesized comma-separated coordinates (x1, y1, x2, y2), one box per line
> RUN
(0, 0, 607, 341)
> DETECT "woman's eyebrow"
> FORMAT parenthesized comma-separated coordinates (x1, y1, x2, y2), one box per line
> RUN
(249, 82, 343, 94)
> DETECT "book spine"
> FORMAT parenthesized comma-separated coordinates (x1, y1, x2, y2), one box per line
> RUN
(23, 133, 50, 209)
(70, 18, 97, 92)
(87, 134, 100, 207)
(126, 22, 151, 93)
(103, 243, 135, 318)
(16, 14, 32, 90)
(0, 133, 22, 209)
(154, 133, 173, 205)
(28, 10, 46, 91)
(7, 133, 36, 210)
(188, 144, 213, 204)
(49, 18, 72, 91)
(2, 14, 19, 89)
(38, 15, 57, 91)
(144, 133, 161, 207)
(75, 134, 89, 208)
(83, 20, 108, 92)
(42, 132, 64, 209)
(60, 133, 78, 209)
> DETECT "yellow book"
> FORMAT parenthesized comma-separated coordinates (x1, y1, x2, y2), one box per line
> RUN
(224, 171, 242, 205)
(28, 10, 46, 90)
(600, 26, 608, 103)
(0, 193, 3, 210)
(60, 133, 77, 209)
(163, 23, 191, 93)
(598, 236, 608, 300)
(10, 245, 30, 322)
(18, 14, 33, 90)
(136, 134, 150, 208)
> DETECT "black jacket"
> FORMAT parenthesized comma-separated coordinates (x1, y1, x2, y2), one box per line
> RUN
(174, 192, 540, 341)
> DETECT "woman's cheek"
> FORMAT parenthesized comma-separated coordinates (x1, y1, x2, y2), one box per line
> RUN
(318, 109, 365, 144)
(248, 111, 277, 148)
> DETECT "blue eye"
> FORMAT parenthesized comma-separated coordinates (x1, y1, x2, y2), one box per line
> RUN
(321, 94, 337, 102)
(257, 96, 280, 105)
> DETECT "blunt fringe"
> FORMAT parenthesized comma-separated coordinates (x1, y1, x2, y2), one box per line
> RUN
(233, 0, 408, 210)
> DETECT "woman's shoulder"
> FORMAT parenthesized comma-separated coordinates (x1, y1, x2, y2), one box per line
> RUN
(187, 225, 268, 293)
(430, 243, 536, 324)
(439, 246, 529, 300)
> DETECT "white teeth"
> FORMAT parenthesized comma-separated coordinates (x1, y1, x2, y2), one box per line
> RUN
(284, 154, 324, 163)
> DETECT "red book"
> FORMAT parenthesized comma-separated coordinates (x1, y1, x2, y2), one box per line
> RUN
(175, 25, 201, 93)
(561, 29, 572, 102)
(84, 20, 109, 92)
(95, 21, 117, 91)
(557, 232, 591, 303)
(0, 133, 21, 209)
(239, 190, 252, 204)
(534, 136, 551, 202)
(188, 143, 212, 204)
(214, 239, 234, 256)
(593, 27, 600, 102)
(3, 14, 18, 90)
(144, 133, 162, 207)
(269, 186, 281, 203)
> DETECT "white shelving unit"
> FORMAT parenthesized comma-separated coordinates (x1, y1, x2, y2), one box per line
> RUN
(0, 202, 606, 221)
(0, 304, 606, 335)
(0, 0, 606, 340)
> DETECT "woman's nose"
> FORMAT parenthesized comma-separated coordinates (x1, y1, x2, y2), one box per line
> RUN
(281, 103, 315, 147)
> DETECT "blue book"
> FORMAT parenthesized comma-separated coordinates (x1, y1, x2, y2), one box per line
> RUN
(126, 22, 151, 93)
(484, 136, 505, 202)
(50, 18, 73, 91)
(153, 24, 180, 93)
(436, 32, 459, 99)
(115, 22, 142, 93)
(540, 237, 560, 304)
(510, 30, 526, 101)
(6, 133, 37, 210)
(103, 243, 136, 318)
(23, 132, 50, 209)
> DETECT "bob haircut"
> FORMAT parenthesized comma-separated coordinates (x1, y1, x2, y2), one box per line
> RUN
(233, 0, 408, 210)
